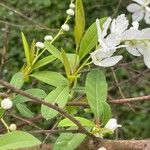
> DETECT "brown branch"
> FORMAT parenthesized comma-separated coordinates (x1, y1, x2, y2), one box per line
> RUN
(0, 92, 9, 98)
(67, 95, 150, 107)
(78, 139, 150, 150)
(0, 79, 95, 139)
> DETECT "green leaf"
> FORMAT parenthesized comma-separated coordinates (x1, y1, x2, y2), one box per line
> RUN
(10, 72, 24, 89)
(79, 17, 107, 60)
(41, 86, 69, 120)
(44, 41, 62, 62)
(21, 32, 31, 66)
(54, 132, 86, 150)
(31, 55, 56, 71)
(74, 0, 85, 47)
(58, 117, 95, 127)
(85, 69, 107, 121)
(16, 103, 34, 118)
(101, 102, 111, 125)
(0, 131, 41, 150)
(30, 39, 36, 63)
(61, 50, 71, 77)
(67, 53, 79, 73)
(13, 88, 46, 104)
(30, 71, 68, 87)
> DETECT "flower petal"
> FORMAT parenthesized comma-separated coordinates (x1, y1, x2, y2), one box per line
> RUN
(145, 11, 150, 24)
(99, 55, 123, 67)
(143, 48, 150, 68)
(132, 10, 144, 22)
(125, 42, 142, 56)
(127, 3, 142, 12)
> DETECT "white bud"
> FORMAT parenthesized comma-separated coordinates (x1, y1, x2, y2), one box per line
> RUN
(61, 24, 70, 31)
(105, 118, 122, 131)
(1, 98, 13, 110)
(69, 3, 75, 9)
(66, 9, 75, 16)
(9, 124, 17, 131)
(97, 147, 107, 150)
(44, 35, 53, 41)
(35, 42, 45, 49)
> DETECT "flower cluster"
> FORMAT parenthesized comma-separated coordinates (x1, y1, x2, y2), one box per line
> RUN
(91, 14, 150, 68)
(127, 0, 150, 24)
(35, 2, 75, 50)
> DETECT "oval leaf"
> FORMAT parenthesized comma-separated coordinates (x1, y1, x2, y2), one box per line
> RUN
(41, 86, 69, 120)
(0, 131, 41, 150)
(58, 117, 95, 127)
(10, 72, 24, 89)
(30, 71, 68, 87)
(54, 132, 86, 150)
(85, 69, 107, 121)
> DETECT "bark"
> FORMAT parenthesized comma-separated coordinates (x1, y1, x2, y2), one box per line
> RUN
(19, 139, 150, 150)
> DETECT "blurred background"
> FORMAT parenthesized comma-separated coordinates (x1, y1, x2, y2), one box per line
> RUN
(0, 0, 149, 142)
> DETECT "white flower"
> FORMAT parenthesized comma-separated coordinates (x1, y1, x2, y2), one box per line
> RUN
(69, 3, 75, 9)
(35, 42, 45, 49)
(110, 14, 129, 38)
(127, 0, 150, 24)
(125, 41, 150, 68)
(1, 98, 13, 110)
(97, 147, 107, 150)
(9, 124, 17, 131)
(61, 24, 70, 31)
(105, 118, 122, 131)
(44, 35, 53, 41)
(66, 9, 75, 16)
(91, 17, 124, 67)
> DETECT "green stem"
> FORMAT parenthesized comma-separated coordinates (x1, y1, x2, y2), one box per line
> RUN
(1, 118, 10, 132)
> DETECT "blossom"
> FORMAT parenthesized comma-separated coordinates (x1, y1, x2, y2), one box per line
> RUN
(69, 3, 75, 9)
(121, 21, 150, 68)
(91, 15, 126, 67)
(9, 124, 17, 131)
(127, 0, 150, 24)
(61, 24, 70, 31)
(44, 35, 53, 41)
(66, 9, 75, 16)
(1, 98, 13, 110)
(105, 118, 122, 131)
(35, 42, 45, 49)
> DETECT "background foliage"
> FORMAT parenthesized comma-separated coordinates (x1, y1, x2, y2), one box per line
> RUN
(0, 0, 149, 143)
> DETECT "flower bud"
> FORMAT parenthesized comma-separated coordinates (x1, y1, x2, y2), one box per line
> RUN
(35, 42, 45, 49)
(1, 98, 13, 110)
(9, 124, 17, 131)
(97, 147, 107, 150)
(69, 3, 75, 9)
(61, 24, 70, 31)
(105, 118, 122, 131)
(44, 35, 53, 41)
(66, 9, 75, 16)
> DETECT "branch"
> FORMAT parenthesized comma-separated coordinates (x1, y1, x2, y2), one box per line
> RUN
(0, 79, 95, 139)
(67, 95, 150, 107)
(77, 139, 150, 150)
